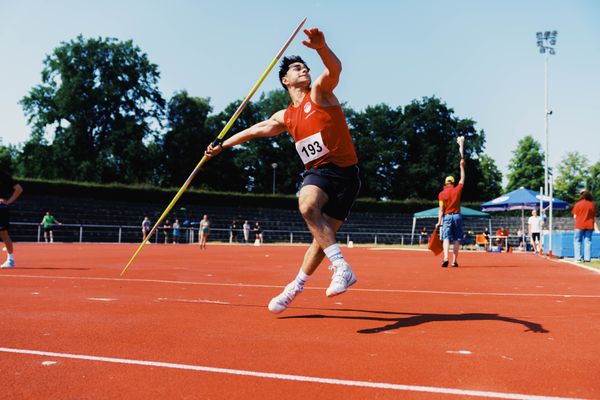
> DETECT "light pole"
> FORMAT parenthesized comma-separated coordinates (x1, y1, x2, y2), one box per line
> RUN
(271, 163, 278, 194)
(536, 30, 557, 197)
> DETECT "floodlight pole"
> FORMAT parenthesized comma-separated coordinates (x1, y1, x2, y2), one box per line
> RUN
(536, 30, 557, 198)
(544, 51, 549, 198)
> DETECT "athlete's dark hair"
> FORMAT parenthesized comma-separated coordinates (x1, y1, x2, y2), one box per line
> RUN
(278, 55, 309, 90)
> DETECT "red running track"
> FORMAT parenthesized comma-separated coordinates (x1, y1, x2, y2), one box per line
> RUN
(1, 243, 599, 399)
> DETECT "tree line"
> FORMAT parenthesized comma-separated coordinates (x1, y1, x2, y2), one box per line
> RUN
(1, 35, 597, 204)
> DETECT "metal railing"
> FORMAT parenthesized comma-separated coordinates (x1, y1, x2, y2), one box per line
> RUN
(10, 221, 416, 246)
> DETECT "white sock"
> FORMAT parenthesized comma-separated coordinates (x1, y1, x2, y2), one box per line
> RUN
(294, 269, 310, 287)
(323, 244, 345, 264)
(8, 253, 14, 262)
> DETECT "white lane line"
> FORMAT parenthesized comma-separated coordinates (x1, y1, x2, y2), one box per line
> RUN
(2, 274, 600, 299)
(0, 347, 582, 400)
(156, 298, 229, 305)
(86, 298, 116, 302)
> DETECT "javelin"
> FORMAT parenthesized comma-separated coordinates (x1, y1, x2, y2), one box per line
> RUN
(120, 17, 307, 276)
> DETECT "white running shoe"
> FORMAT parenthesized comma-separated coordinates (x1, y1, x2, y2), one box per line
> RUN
(326, 260, 357, 297)
(1, 259, 15, 269)
(268, 281, 303, 314)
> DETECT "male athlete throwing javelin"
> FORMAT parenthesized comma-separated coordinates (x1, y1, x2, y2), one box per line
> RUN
(205, 27, 360, 313)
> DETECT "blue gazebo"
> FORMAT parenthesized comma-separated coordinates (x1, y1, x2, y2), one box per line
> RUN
(481, 187, 569, 249)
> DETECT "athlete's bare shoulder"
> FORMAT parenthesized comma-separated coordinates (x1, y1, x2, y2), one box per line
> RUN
(271, 109, 287, 125)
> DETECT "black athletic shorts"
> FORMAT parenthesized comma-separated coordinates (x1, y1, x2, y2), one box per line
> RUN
(301, 163, 361, 221)
(532, 232, 540, 242)
(0, 205, 9, 231)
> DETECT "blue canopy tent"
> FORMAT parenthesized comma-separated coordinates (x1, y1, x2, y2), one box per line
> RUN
(480, 187, 569, 250)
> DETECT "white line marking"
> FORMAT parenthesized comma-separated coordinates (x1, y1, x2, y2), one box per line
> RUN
(86, 297, 116, 302)
(447, 350, 472, 355)
(558, 259, 600, 274)
(0, 347, 582, 400)
(156, 298, 229, 305)
(1, 274, 600, 299)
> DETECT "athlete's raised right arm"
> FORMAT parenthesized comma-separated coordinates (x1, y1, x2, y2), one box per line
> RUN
(205, 110, 287, 159)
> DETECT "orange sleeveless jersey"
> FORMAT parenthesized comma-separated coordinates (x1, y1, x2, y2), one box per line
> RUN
(284, 93, 358, 169)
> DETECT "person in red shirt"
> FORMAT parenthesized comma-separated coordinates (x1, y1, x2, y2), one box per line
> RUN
(205, 27, 360, 313)
(435, 140, 465, 268)
(495, 226, 509, 252)
(572, 189, 598, 262)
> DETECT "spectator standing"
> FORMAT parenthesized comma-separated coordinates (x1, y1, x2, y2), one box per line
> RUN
(230, 220, 239, 243)
(141, 217, 151, 241)
(243, 220, 251, 244)
(172, 219, 181, 244)
(517, 228, 524, 250)
(0, 171, 23, 268)
(39, 211, 62, 243)
(253, 221, 263, 244)
(163, 219, 172, 244)
(528, 209, 543, 253)
(572, 189, 598, 262)
(199, 215, 210, 250)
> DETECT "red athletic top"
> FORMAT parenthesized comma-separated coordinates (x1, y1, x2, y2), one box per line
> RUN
(572, 199, 596, 230)
(438, 183, 463, 215)
(284, 93, 358, 169)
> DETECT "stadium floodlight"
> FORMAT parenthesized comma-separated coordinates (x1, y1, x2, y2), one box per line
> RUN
(535, 29, 558, 198)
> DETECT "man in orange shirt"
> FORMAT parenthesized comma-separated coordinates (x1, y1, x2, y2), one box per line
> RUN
(436, 140, 465, 268)
(205, 27, 360, 313)
(572, 189, 598, 262)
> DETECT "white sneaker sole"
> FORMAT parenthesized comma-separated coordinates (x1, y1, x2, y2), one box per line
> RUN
(326, 276, 357, 297)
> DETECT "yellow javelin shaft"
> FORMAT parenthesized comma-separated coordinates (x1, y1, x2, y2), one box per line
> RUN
(121, 17, 307, 276)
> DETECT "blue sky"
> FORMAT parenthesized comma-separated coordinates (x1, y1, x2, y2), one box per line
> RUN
(1, 0, 599, 180)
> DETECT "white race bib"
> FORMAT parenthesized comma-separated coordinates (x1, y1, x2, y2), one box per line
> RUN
(295, 132, 330, 165)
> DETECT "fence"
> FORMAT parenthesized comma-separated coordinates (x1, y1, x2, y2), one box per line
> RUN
(10, 222, 417, 246)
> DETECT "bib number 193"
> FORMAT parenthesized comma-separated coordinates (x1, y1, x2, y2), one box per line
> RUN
(295, 132, 329, 165)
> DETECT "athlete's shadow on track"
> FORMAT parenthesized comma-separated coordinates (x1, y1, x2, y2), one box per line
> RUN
(280, 309, 549, 334)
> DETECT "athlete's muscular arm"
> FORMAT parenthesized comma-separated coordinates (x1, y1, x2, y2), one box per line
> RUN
(1, 183, 23, 206)
(205, 110, 287, 159)
(303, 28, 342, 106)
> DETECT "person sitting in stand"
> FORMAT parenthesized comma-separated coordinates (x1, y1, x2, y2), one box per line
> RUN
(482, 226, 491, 251)
(419, 226, 428, 245)
(495, 226, 509, 252)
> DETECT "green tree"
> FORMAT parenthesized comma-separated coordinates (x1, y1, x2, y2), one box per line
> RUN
(19, 35, 165, 183)
(476, 154, 503, 199)
(211, 89, 303, 194)
(506, 135, 545, 192)
(396, 97, 485, 201)
(554, 152, 590, 204)
(162, 91, 220, 187)
(0, 140, 14, 174)
(347, 103, 402, 199)
(12, 133, 55, 179)
(586, 161, 600, 202)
